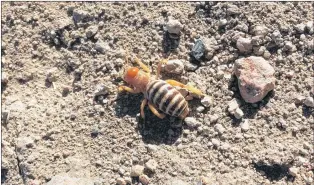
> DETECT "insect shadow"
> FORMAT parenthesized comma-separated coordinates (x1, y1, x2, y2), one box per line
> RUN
(162, 31, 180, 54)
(115, 92, 182, 145)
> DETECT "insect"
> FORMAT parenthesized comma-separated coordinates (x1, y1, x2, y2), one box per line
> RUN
(118, 49, 204, 119)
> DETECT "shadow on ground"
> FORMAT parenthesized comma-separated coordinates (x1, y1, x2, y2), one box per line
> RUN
(252, 161, 294, 182)
(114, 92, 183, 145)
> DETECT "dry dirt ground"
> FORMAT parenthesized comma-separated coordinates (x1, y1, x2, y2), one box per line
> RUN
(1, 2, 314, 185)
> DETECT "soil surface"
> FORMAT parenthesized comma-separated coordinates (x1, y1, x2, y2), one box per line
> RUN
(1, 2, 314, 185)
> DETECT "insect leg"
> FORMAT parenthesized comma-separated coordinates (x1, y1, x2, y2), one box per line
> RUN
(148, 102, 166, 119)
(134, 56, 150, 75)
(140, 99, 148, 119)
(118, 86, 140, 93)
(165, 79, 204, 99)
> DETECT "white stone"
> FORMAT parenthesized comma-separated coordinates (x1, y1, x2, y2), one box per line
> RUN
(228, 98, 240, 113)
(164, 59, 184, 74)
(211, 138, 220, 147)
(234, 108, 244, 119)
(184, 117, 200, 128)
(201, 96, 213, 107)
(289, 167, 299, 177)
(295, 23, 306, 33)
(214, 124, 226, 134)
(196, 106, 205, 112)
(130, 165, 144, 177)
(145, 159, 157, 172)
(236, 37, 252, 53)
(304, 97, 314, 107)
(240, 119, 250, 132)
(166, 19, 183, 34)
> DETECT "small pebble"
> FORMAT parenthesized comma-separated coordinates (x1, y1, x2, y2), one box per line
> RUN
(214, 124, 225, 134)
(164, 59, 184, 74)
(234, 108, 244, 119)
(145, 159, 157, 172)
(201, 96, 213, 108)
(139, 174, 150, 185)
(304, 97, 314, 107)
(209, 114, 219, 124)
(236, 37, 252, 53)
(85, 25, 98, 38)
(166, 19, 183, 35)
(116, 177, 126, 185)
(184, 117, 200, 128)
(211, 138, 220, 147)
(196, 106, 205, 112)
(240, 119, 250, 132)
(289, 167, 299, 177)
(2, 72, 8, 84)
(130, 165, 144, 177)
(46, 67, 59, 83)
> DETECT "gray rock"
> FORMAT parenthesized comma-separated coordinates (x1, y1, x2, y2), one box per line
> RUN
(191, 39, 205, 60)
(234, 56, 275, 103)
(218, 19, 228, 27)
(164, 59, 184, 74)
(304, 97, 314, 107)
(46, 174, 95, 185)
(130, 165, 144, 177)
(166, 19, 183, 35)
(85, 25, 98, 38)
(209, 114, 219, 124)
(236, 37, 252, 53)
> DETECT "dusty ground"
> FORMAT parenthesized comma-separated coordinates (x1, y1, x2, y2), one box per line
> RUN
(1, 2, 314, 185)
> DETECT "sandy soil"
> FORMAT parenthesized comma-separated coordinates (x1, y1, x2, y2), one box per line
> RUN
(1, 2, 313, 185)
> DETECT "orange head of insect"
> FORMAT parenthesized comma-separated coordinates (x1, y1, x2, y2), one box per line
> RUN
(124, 67, 139, 83)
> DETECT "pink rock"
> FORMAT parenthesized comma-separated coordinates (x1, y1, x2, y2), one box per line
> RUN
(234, 56, 275, 103)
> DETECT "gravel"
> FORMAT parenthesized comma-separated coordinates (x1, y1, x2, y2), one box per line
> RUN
(2, 2, 313, 185)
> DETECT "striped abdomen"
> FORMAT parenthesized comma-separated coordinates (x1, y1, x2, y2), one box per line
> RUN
(145, 80, 189, 117)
